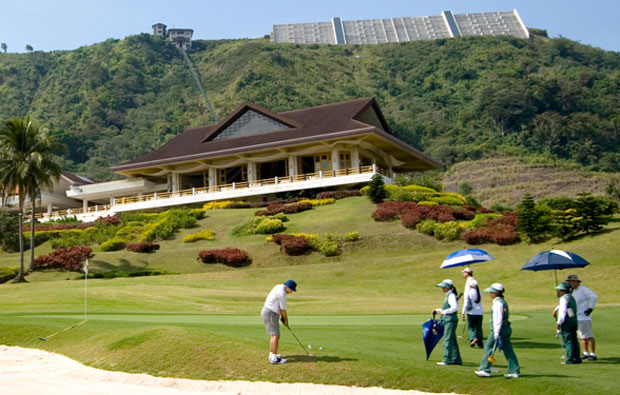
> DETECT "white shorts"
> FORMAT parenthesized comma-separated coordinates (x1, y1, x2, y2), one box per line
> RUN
(577, 320, 594, 339)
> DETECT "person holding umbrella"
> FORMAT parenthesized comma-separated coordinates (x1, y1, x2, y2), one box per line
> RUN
(462, 268, 484, 348)
(475, 283, 520, 378)
(566, 274, 598, 361)
(554, 282, 581, 364)
(261, 279, 297, 364)
(433, 279, 462, 365)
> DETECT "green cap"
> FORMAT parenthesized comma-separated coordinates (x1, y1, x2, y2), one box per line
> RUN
(555, 282, 571, 291)
(435, 279, 454, 288)
(484, 282, 504, 293)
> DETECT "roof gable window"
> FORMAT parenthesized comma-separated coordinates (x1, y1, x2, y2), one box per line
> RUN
(212, 109, 290, 141)
(356, 107, 386, 132)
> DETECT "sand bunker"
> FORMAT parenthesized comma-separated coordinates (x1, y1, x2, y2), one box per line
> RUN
(0, 345, 457, 395)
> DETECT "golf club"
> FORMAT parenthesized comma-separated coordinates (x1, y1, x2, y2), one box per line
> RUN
(38, 319, 87, 341)
(488, 339, 499, 363)
(286, 325, 312, 356)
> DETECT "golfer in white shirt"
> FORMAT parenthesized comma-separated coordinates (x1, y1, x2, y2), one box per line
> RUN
(566, 274, 598, 361)
(261, 280, 296, 364)
(462, 268, 484, 348)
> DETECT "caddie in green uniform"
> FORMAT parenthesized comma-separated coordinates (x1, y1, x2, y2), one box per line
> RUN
(475, 283, 520, 378)
(433, 279, 462, 365)
(555, 282, 581, 364)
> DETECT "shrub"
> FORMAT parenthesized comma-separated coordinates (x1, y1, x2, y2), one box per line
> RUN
(433, 221, 464, 241)
(126, 242, 160, 253)
(401, 211, 422, 228)
(115, 224, 144, 242)
(281, 236, 311, 255)
(316, 190, 361, 200)
(0, 267, 19, 283)
(139, 209, 197, 241)
(98, 215, 121, 225)
(372, 206, 400, 222)
(418, 201, 439, 206)
(416, 220, 437, 235)
(389, 188, 415, 202)
(462, 224, 519, 245)
(343, 232, 360, 242)
(318, 240, 340, 256)
(367, 174, 387, 203)
(183, 229, 216, 242)
(100, 238, 126, 252)
(298, 198, 336, 206)
(198, 248, 250, 267)
(465, 213, 503, 229)
(453, 207, 476, 221)
(429, 195, 467, 206)
(33, 247, 93, 271)
(254, 202, 312, 216)
(403, 184, 438, 193)
(255, 218, 285, 234)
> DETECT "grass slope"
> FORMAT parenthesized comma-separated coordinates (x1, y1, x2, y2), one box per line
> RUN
(1, 197, 619, 394)
(442, 156, 620, 207)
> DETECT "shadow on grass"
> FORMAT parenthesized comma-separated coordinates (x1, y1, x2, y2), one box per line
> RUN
(593, 357, 620, 364)
(91, 259, 147, 272)
(284, 354, 357, 363)
(518, 373, 571, 379)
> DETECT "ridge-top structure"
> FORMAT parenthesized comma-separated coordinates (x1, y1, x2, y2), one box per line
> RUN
(152, 23, 193, 50)
(271, 9, 529, 45)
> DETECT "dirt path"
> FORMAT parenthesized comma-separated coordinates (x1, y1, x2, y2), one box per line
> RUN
(0, 345, 457, 395)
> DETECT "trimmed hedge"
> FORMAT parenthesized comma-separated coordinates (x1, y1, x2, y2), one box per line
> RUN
(33, 247, 93, 271)
(316, 190, 361, 200)
(198, 248, 251, 267)
(183, 229, 216, 243)
(126, 242, 160, 253)
(0, 267, 19, 283)
(254, 202, 313, 216)
(100, 237, 126, 252)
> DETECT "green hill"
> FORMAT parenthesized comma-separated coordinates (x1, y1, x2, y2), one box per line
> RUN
(1, 32, 619, 180)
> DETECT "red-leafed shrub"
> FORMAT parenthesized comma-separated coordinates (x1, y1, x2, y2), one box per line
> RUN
(477, 207, 495, 214)
(462, 223, 519, 246)
(254, 202, 313, 216)
(280, 236, 311, 255)
(453, 207, 476, 220)
(488, 212, 518, 226)
(24, 221, 98, 232)
(198, 248, 250, 267)
(401, 211, 422, 228)
(126, 242, 160, 253)
(33, 247, 93, 271)
(372, 206, 400, 222)
(316, 190, 361, 200)
(98, 215, 122, 225)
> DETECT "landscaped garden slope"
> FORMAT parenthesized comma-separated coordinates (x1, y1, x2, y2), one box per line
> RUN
(1, 197, 619, 394)
(442, 156, 620, 207)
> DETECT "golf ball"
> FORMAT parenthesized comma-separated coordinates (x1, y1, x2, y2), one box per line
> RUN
(308, 345, 312, 349)
(319, 347, 323, 350)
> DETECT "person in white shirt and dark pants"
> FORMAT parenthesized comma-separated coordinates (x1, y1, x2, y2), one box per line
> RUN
(566, 274, 598, 361)
(261, 280, 296, 364)
(462, 268, 484, 348)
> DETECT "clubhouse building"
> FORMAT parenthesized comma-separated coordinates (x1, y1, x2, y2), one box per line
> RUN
(40, 98, 440, 221)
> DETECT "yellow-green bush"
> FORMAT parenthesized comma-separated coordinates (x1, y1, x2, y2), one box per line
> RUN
(416, 219, 437, 235)
(100, 237, 126, 252)
(429, 195, 467, 206)
(183, 229, 216, 243)
(344, 232, 360, 242)
(298, 198, 336, 206)
(203, 201, 245, 210)
(433, 221, 464, 241)
(255, 218, 285, 234)
(418, 201, 439, 206)
(403, 185, 438, 193)
(115, 225, 144, 242)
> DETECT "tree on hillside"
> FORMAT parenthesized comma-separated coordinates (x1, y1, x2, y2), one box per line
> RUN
(367, 173, 387, 204)
(1, 43, 6, 53)
(0, 117, 61, 282)
(25, 44, 33, 52)
(517, 194, 551, 242)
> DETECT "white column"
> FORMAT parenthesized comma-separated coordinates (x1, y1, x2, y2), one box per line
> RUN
(288, 154, 297, 176)
(171, 173, 180, 192)
(352, 147, 360, 169)
(82, 200, 88, 212)
(247, 161, 257, 182)
(47, 203, 53, 215)
(331, 148, 339, 171)
(208, 167, 217, 188)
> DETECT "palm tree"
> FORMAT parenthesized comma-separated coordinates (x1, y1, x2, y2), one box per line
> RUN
(0, 117, 61, 282)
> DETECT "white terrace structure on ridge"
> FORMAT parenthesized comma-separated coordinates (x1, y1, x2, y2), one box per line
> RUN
(39, 98, 440, 222)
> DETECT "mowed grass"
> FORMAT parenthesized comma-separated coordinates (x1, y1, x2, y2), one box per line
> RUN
(1, 197, 619, 394)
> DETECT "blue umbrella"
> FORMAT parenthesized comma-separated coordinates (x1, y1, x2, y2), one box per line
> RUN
(440, 248, 495, 269)
(422, 317, 444, 360)
(522, 250, 591, 284)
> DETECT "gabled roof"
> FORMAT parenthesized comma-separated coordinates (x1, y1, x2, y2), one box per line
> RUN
(61, 172, 94, 186)
(111, 97, 439, 172)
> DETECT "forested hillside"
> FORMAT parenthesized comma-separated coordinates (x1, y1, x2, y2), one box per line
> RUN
(1, 31, 619, 180)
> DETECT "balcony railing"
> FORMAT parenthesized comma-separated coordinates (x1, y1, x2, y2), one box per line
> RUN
(35, 164, 389, 220)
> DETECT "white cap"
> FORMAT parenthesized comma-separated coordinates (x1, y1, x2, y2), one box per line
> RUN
(462, 267, 473, 274)
(484, 282, 504, 293)
(435, 279, 454, 288)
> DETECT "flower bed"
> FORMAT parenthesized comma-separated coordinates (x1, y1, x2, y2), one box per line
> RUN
(183, 229, 216, 243)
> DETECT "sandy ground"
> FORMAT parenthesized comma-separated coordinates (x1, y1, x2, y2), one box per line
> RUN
(0, 345, 458, 395)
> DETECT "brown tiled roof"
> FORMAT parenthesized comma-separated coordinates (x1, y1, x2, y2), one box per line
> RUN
(111, 97, 440, 171)
(61, 172, 94, 186)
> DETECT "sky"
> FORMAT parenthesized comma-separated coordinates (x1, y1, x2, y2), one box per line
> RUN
(1, 0, 619, 53)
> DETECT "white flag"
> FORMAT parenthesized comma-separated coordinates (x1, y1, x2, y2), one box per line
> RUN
(84, 259, 89, 275)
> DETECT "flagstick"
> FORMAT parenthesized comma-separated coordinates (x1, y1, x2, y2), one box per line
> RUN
(84, 259, 88, 321)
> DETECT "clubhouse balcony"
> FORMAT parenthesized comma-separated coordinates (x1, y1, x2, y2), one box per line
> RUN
(36, 165, 389, 222)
